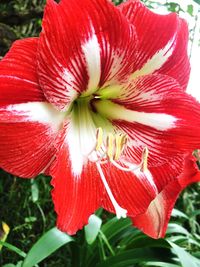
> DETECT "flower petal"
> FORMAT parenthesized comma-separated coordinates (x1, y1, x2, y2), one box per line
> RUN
(38, 0, 138, 110)
(95, 74, 200, 166)
(119, 0, 190, 89)
(50, 144, 103, 235)
(131, 155, 200, 239)
(0, 38, 45, 105)
(0, 37, 62, 177)
(0, 102, 65, 177)
(102, 156, 182, 217)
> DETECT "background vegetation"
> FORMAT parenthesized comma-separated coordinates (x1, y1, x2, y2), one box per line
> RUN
(0, 0, 200, 266)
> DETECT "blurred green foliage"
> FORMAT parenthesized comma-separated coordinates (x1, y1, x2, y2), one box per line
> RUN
(0, 0, 199, 56)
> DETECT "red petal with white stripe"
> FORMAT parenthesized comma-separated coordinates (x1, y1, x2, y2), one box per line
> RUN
(0, 38, 45, 105)
(0, 38, 63, 178)
(50, 145, 103, 235)
(102, 156, 182, 217)
(38, 0, 138, 110)
(0, 102, 65, 178)
(96, 74, 200, 166)
(131, 154, 200, 239)
(119, 0, 190, 90)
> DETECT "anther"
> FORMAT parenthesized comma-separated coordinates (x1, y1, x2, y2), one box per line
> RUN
(141, 147, 149, 172)
(96, 128, 103, 151)
(95, 127, 128, 162)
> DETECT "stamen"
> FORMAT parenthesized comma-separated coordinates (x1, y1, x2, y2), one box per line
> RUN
(114, 134, 127, 160)
(96, 127, 103, 151)
(95, 127, 128, 161)
(91, 129, 149, 219)
(110, 159, 142, 172)
(96, 162, 127, 219)
(141, 147, 149, 172)
(107, 133, 115, 160)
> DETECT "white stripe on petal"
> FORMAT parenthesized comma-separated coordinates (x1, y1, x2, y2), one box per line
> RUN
(82, 33, 101, 96)
(2, 102, 65, 131)
(131, 36, 176, 79)
(66, 101, 97, 176)
(95, 100, 177, 131)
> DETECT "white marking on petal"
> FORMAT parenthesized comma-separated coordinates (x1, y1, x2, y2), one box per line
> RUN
(2, 102, 65, 131)
(66, 122, 86, 177)
(66, 101, 97, 176)
(131, 36, 176, 79)
(82, 34, 101, 96)
(136, 169, 158, 194)
(95, 100, 177, 131)
(96, 162, 127, 219)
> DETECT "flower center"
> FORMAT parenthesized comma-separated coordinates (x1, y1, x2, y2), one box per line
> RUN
(68, 94, 149, 219)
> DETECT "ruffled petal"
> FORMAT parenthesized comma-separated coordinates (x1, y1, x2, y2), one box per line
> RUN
(131, 154, 200, 239)
(0, 38, 45, 105)
(0, 102, 65, 178)
(119, 0, 190, 90)
(95, 74, 200, 166)
(50, 144, 103, 235)
(38, 0, 138, 110)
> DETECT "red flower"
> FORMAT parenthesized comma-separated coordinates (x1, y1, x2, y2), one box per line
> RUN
(0, 0, 200, 237)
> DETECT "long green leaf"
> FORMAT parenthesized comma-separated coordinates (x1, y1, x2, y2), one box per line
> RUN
(0, 241, 26, 258)
(22, 227, 74, 267)
(96, 248, 160, 267)
(144, 262, 181, 267)
(168, 241, 200, 267)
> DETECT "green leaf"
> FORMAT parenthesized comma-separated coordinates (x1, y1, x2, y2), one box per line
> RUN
(101, 217, 132, 241)
(16, 262, 23, 267)
(168, 241, 200, 267)
(144, 262, 181, 267)
(84, 215, 102, 245)
(96, 248, 160, 267)
(171, 209, 189, 220)
(0, 241, 26, 258)
(193, 0, 200, 5)
(22, 227, 74, 267)
(3, 265, 16, 267)
(167, 223, 190, 236)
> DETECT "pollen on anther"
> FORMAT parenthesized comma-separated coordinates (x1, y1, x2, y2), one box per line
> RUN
(95, 128, 128, 162)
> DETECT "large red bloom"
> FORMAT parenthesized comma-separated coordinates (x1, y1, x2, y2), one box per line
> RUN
(0, 0, 200, 237)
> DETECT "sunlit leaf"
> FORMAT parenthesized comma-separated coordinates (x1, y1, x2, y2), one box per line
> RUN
(144, 262, 180, 267)
(167, 223, 190, 236)
(168, 241, 200, 267)
(85, 215, 102, 245)
(22, 227, 74, 267)
(171, 209, 189, 220)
